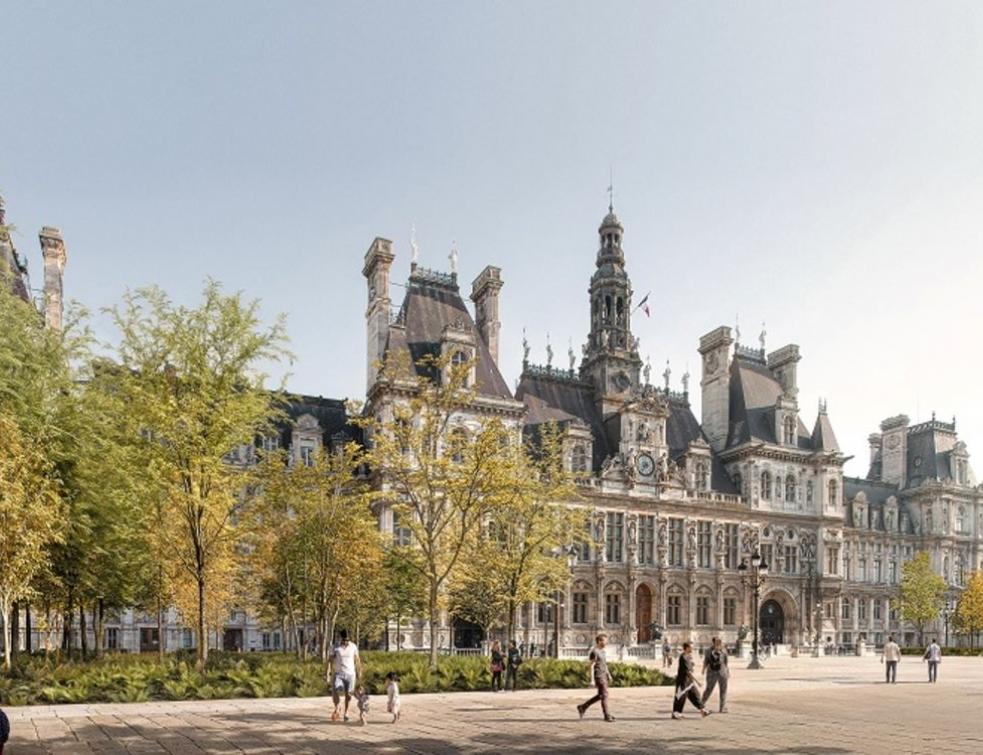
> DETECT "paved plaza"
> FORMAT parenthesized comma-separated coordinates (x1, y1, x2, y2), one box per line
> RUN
(4, 655, 982, 754)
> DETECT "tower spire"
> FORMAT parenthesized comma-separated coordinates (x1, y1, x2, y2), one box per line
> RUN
(607, 167, 614, 212)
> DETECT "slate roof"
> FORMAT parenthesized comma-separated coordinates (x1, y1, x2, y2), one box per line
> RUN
(905, 424, 955, 486)
(386, 272, 512, 399)
(516, 374, 610, 469)
(666, 396, 740, 494)
(726, 352, 832, 452)
(276, 394, 361, 447)
(844, 476, 898, 506)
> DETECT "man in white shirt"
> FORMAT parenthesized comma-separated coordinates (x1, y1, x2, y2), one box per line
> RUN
(330, 629, 363, 722)
(882, 635, 901, 683)
(923, 638, 942, 683)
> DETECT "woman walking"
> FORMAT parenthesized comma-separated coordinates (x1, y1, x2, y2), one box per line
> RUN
(490, 641, 505, 692)
(672, 642, 710, 720)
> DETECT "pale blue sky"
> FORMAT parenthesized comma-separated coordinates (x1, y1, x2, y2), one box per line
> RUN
(4, 1, 982, 477)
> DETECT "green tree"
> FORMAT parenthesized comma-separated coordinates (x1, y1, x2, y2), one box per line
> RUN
(382, 548, 427, 651)
(900, 551, 947, 645)
(0, 413, 65, 671)
(954, 571, 983, 649)
(488, 422, 585, 646)
(447, 549, 508, 643)
(363, 354, 515, 667)
(107, 282, 290, 669)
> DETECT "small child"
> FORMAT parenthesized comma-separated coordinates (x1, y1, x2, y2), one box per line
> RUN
(354, 685, 370, 725)
(385, 672, 401, 723)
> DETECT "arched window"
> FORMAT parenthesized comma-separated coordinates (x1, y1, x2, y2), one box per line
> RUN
(828, 480, 838, 507)
(785, 475, 797, 505)
(761, 471, 773, 500)
(604, 295, 612, 321)
(571, 444, 588, 474)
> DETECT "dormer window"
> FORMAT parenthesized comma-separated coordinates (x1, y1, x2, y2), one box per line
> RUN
(785, 475, 797, 504)
(761, 471, 773, 500)
(783, 416, 796, 445)
(448, 426, 468, 463)
(571, 444, 589, 474)
(451, 350, 470, 387)
(828, 479, 838, 507)
(695, 461, 710, 491)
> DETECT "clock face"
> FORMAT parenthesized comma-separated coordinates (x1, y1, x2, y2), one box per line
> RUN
(637, 453, 655, 477)
(614, 371, 631, 392)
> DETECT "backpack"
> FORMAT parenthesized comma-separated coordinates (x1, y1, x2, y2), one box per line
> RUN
(709, 650, 723, 672)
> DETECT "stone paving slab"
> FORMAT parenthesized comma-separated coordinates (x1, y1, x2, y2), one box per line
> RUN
(4, 655, 983, 754)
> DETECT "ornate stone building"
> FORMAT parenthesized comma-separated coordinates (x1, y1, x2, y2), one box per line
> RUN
(365, 205, 982, 653)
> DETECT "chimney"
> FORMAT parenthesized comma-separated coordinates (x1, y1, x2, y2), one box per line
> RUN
(362, 237, 395, 390)
(879, 415, 909, 487)
(470, 265, 503, 366)
(698, 326, 734, 453)
(39, 226, 67, 330)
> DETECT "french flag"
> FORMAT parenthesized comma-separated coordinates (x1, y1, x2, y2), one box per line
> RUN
(635, 292, 651, 318)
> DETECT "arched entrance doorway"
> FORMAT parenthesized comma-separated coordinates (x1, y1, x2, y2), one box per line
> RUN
(452, 618, 484, 649)
(636, 584, 653, 643)
(760, 599, 785, 645)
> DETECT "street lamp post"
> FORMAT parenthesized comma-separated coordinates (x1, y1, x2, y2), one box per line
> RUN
(813, 600, 822, 657)
(943, 599, 954, 648)
(553, 545, 578, 659)
(739, 549, 769, 669)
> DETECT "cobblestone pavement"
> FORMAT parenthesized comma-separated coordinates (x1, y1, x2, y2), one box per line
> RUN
(4, 655, 983, 754)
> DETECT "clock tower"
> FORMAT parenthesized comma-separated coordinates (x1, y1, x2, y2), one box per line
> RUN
(580, 205, 643, 408)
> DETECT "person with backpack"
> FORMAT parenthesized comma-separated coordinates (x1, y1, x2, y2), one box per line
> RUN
(506, 640, 522, 691)
(701, 637, 729, 713)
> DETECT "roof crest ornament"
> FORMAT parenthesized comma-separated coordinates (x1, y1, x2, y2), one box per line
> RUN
(663, 359, 671, 392)
(607, 166, 614, 213)
(546, 332, 553, 368)
(682, 365, 690, 395)
(448, 241, 459, 274)
(568, 339, 576, 372)
(643, 355, 651, 386)
(522, 327, 530, 366)
(735, 314, 741, 344)
(759, 321, 767, 352)
(410, 224, 419, 265)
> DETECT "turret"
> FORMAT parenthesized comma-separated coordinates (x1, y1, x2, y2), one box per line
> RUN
(39, 226, 67, 330)
(470, 265, 503, 367)
(363, 237, 395, 390)
(699, 326, 734, 453)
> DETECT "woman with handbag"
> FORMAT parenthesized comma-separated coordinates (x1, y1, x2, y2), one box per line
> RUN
(490, 640, 505, 692)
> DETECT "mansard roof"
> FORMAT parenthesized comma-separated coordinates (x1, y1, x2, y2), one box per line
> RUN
(277, 393, 361, 447)
(812, 411, 840, 452)
(516, 371, 611, 470)
(387, 269, 512, 400)
(905, 420, 957, 486)
(726, 351, 829, 452)
(666, 396, 740, 494)
(844, 476, 898, 506)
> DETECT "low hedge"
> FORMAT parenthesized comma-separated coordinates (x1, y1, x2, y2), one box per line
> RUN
(900, 647, 983, 656)
(0, 651, 670, 706)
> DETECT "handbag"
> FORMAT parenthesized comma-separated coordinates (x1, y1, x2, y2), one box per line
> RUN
(491, 661, 503, 673)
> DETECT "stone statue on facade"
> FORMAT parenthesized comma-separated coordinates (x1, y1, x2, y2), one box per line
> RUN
(410, 224, 419, 264)
(643, 356, 651, 385)
(627, 515, 638, 548)
(568, 341, 576, 372)
(449, 243, 459, 273)
(658, 521, 667, 546)
(546, 333, 553, 367)
(522, 328, 530, 364)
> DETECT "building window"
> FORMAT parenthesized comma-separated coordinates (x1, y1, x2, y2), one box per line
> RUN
(858, 600, 867, 623)
(667, 594, 682, 625)
(784, 545, 798, 575)
(859, 558, 867, 583)
(733, 472, 743, 496)
(573, 592, 588, 624)
(873, 599, 883, 621)
(955, 554, 965, 586)
(785, 475, 797, 506)
(784, 416, 796, 445)
(842, 600, 852, 621)
(571, 444, 589, 473)
(262, 632, 272, 651)
(577, 519, 592, 563)
(604, 593, 621, 625)
(393, 511, 412, 547)
(106, 627, 119, 650)
(844, 553, 852, 581)
(537, 602, 555, 624)
(300, 444, 315, 467)
(761, 471, 773, 500)
(668, 518, 684, 567)
(957, 506, 966, 533)
(605, 512, 624, 563)
(448, 427, 468, 463)
(825, 602, 833, 619)
(259, 434, 280, 454)
(697, 520, 712, 568)
(451, 350, 469, 387)
(695, 461, 709, 492)
(182, 628, 194, 649)
(828, 480, 838, 507)
(760, 544, 773, 570)
(696, 595, 710, 625)
(826, 547, 839, 575)
(724, 523, 739, 569)
(723, 597, 737, 626)
(638, 515, 655, 566)
(875, 559, 883, 583)
(889, 561, 898, 584)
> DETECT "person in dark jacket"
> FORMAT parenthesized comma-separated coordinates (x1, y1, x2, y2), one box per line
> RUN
(672, 642, 710, 719)
(490, 640, 505, 692)
(506, 640, 522, 691)
(1, 706, 10, 755)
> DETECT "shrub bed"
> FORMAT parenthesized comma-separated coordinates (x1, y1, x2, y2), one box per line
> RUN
(0, 651, 670, 706)
(900, 647, 983, 656)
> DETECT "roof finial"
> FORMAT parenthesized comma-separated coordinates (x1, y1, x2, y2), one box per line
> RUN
(410, 224, 419, 265)
(607, 166, 614, 213)
(663, 359, 672, 392)
(522, 327, 530, 366)
(644, 354, 652, 385)
(759, 321, 767, 352)
(568, 339, 576, 373)
(448, 241, 459, 274)
(735, 313, 741, 344)
(546, 332, 554, 368)
(682, 366, 690, 395)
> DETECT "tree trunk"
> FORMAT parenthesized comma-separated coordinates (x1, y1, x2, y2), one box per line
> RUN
(94, 599, 104, 658)
(80, 604, 88, 658)
(429, 583, 440, 668)
(1, 599, 11, 672)
(10, 601, 19, 660)
(25, 603, 32, 653)
(395, 610, 402, 651)
(65, 592, 75, 659)
(506, 600, 517, 647)
(197, 574, 208, 671)
(157, 592, 166, 662)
